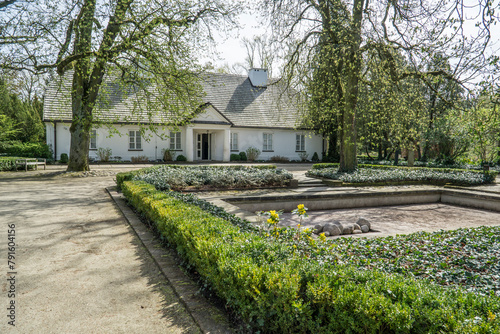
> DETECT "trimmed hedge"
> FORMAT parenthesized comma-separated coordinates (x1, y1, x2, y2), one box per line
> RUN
(0, 141, 52, 159)
(122, 180, 500, 333)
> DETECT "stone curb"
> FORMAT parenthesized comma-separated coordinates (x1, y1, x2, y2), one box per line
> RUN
(106, 186, 235, 334)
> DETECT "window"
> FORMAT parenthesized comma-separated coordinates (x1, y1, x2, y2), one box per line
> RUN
(296, 134, 305, 151)
(169, 131, 181, 150)
(230, 132, 238, 151)
(129, 130, 142, 150)
(90, 129, 97, 149)
(263, 133, 273, 151)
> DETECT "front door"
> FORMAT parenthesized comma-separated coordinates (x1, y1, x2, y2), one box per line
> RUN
(202, 134, 209, 160)
(197, 133, 211, 160)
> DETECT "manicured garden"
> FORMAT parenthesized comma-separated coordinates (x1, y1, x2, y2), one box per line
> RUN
(307, 163, 498, 186)
(117, 165, 500, 333)
(119, 164, 293, 191)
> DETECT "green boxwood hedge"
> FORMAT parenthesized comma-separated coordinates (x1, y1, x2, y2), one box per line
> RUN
(121, 180, 500, 333)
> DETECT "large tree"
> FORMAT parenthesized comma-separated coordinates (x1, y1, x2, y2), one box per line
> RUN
(261, 0, 498, 172)
(0, 0, 240, 171)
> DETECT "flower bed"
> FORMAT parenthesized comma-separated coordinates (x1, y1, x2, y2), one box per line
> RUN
(131, 165, 292, 191)
(307, 165, 497, 186)
(121, 179, 500, 333)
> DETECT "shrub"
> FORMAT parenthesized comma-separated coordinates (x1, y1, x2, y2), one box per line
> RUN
(311, 152, 319, 162)
(246, 146, 260, 161)
(270, 155, 289, 162)
(0, 156, 20, 171)
(97, 147, 112, 162)
(59, 153, 69, 163)
(131, 155, 149, 163)
(298, 152, 309, 162)
(176, 154, 187, 162)
(0, 140, 52, 159)
(162, 148, 176, 162)
(230, 153, 241, 161)
(121, 180, 500, 333)
(239, 151, 247, 161)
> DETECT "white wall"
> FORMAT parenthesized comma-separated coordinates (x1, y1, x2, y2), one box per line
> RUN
(47, 123, 323, 162)
(230, 128, 323, 161)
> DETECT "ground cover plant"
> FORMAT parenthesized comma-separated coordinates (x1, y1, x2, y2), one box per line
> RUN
(119, 175, 500, 333)
(307, 164, 498, 186)
(324, 227, 500, 297)
(132, 165, 292, 191)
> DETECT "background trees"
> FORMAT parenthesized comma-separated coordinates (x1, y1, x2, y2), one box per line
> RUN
(0, 0, 240, 171)
(260, 0, 498, 170)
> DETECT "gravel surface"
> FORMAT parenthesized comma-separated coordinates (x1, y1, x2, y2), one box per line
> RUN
(0, 173, 200, 334)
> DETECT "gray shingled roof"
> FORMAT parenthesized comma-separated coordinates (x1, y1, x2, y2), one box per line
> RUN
(43, 71, 301, 129)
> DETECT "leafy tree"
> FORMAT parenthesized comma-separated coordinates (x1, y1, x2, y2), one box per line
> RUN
(1, 0, 240, 171)
(261, 0, 498, 172)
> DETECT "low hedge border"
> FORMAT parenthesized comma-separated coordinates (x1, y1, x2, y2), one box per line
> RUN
(121, 180, 500, 333)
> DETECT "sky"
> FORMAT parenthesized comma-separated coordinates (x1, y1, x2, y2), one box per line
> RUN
(210, 3, 500, 81)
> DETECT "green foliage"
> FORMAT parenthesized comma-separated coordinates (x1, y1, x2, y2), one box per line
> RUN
(246, 146, 261, 161)
(59, 153, 68, 163)
(176, 154, 187, 162)
(0, 141, 52, 159)
(0, 157, 21, 171)
(329, 226, 500, 296)
(0, 79, 45, 143)
(121, 180, 500, 333)
(307, 166, 497, 186)
(239, 151, 247, 161)
(132, 165, 292, 191)
(230, 153, 241, 161)
(311, 152, 319, 162)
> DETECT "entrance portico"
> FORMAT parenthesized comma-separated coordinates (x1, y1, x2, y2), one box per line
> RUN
(185, 125, 231, 162)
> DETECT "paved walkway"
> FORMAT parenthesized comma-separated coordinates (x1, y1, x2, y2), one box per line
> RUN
(0, 171, 201, 333)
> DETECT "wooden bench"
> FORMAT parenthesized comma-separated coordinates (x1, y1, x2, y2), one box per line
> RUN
(15, 158, 46, 172)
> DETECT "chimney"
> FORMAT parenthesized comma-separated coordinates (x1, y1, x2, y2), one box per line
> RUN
(248, 68, 268, 87)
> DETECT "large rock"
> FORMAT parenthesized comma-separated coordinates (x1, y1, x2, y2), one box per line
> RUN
(356, 217, 371, 230)
(353, 223, 361, 231)
(323, 223, 341, 236)
(361, 225, 370, 233)
(313, 224, 324, 234)
(352, 230, 363, 234)
(342, 224, 354, 235)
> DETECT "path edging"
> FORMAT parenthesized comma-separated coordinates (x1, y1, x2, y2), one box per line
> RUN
(106, 186, 235, 334)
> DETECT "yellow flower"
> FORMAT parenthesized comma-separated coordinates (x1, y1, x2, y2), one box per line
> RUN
(297, 224, 301, 228)
(297, 204, 305, 210)
(319, 233, 326, 242)
(267, 218, 274, 224)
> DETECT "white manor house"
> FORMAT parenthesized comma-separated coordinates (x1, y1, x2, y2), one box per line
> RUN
(43, 69, 324, 162)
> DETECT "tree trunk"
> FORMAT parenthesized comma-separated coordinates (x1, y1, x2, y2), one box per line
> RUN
(338, 0, 364, 173)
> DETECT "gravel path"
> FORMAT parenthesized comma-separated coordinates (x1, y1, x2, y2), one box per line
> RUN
(0, 172, 200, 334)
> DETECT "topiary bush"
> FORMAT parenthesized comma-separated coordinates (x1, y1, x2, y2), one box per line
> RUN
(230, 153, 241, 161)
(59, 153, 68, 163)
(176, 154, 187, 162)
(239, 151, 247, 161)
(311, 152, 319, 162)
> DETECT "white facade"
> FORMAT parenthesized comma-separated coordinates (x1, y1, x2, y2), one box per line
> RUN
(46, 106, 324, 162)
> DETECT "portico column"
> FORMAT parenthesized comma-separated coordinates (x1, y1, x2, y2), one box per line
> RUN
(186, 126, 194, 162)
(223, 128, 230, 162)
